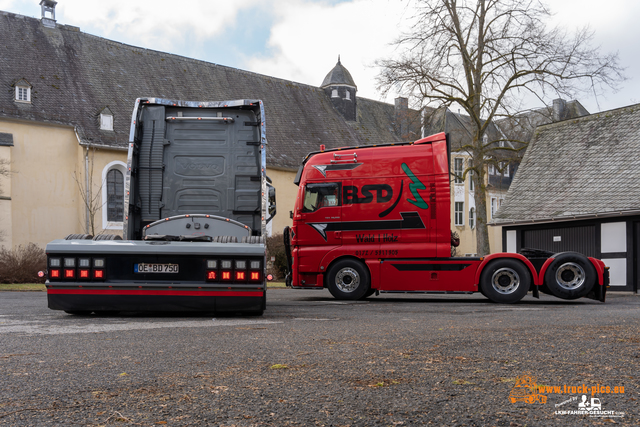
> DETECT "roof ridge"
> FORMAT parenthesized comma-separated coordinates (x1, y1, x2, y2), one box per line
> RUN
(535, 102, 640, 131)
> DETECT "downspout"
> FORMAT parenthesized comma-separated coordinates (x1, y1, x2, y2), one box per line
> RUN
(74, 127, 91, 234)
(85, 146, 90, 234)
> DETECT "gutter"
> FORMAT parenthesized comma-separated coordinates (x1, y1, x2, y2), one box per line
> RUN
(490, 209, 640, 227)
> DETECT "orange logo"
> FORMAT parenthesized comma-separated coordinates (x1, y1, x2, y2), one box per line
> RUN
(509, 374, 548, 404)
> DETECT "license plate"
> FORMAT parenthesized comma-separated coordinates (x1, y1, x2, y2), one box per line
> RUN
(134, 263, 179, 273)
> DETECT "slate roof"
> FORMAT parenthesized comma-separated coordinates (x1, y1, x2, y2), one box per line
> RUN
(493, 103, 640, 223)
(0, 11, 410, 170)
(321, 58, 357, 88)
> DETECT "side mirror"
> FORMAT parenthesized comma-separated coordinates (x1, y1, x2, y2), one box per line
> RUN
(266, 182, 276, 223)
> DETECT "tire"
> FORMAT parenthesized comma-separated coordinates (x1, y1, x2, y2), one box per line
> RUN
(64, 310, 92, 315)
(65, 234, 93, 240)
(361, 289, 376, 299)
(544, 252, 596, 300)
(479, 259, 531, 304)
(326, 259, 371, 300)
(93, 234, 123, 241)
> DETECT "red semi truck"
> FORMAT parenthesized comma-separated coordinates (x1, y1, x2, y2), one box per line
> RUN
(284, 132, 608, 303)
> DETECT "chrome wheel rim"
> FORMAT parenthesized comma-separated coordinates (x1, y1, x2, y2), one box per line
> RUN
(555, 262, 585, 290)
(335, 267, 360, 293)
(491, 267, 520, 295)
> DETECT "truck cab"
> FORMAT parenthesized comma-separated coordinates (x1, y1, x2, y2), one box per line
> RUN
(45, 98, 275, 315)
(285, 133, 608, 304)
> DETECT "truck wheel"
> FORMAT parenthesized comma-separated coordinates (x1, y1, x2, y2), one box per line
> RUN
(544, 253, 596, 300)
(479, 259, 530, 304)
(326, 259, 371, 300)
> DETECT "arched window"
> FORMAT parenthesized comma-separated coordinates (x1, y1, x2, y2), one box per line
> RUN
(106, 168, 124, 221)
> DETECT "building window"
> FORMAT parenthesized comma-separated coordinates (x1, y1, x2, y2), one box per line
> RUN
(491, 197, 497, 219)
(331, 89, 339, 98)
(454, 158, 464, 184)
(100, 113, 114, 131)
(102, 161, 127, 229)
(468, 159, 474, 191)
(503, 162, 509, 177)
(15, 86, 31, 102)
(488, 163, 495, 175)
(469, 207, 475, 229)
(454, 201, 464, 226)
(345, 90, 351, 100)
(106, 169, 124, 221)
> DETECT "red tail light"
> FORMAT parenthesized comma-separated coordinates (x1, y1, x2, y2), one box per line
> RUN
(206, 271, 217, 281)
(64, 269, 75, 279)
(250, 271, 261, 281)
(79, 269, 90, 279)
(93, 269, 104, 280)
(50, 269, 60, 279)
(222, 271, 231, 281)
(236, 271, 246, 281)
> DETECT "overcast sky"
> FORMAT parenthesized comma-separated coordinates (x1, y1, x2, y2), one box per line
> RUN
(2, 0, 638, 113)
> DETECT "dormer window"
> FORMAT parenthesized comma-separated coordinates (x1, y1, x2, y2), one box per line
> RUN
(345, 90, 351, 100)
(14, 79, 32, 103)
(99, 107, 114, 131)
(331, 89, 339, 98)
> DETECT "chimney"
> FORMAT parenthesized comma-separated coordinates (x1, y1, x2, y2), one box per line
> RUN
(552, 98, 566, 122)
(40, 0, 57, 28)
(395, 97, 409, 139)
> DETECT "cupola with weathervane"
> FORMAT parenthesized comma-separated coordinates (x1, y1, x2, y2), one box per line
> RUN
(321, 56, 357, 122)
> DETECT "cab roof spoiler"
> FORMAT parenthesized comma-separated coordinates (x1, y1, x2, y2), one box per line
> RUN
(293, 132, 449, 186)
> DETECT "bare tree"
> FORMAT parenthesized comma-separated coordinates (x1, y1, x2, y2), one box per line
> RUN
(0, 158, 10, 242)
(73, 148, 103, 237)
(377, 0, 624, 255)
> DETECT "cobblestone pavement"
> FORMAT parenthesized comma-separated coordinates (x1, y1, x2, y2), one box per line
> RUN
(0, 290, 638, 426)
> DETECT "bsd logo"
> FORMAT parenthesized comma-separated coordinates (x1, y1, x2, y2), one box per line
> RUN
(343, 184, 393, 205)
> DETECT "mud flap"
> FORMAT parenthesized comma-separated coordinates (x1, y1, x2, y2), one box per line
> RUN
(283, 226, 293, 287)
(586, 268, 608, 302)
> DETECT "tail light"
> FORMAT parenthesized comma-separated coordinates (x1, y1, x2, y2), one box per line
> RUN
(46, 257, 105, 282)
(204, 259, 262, 283)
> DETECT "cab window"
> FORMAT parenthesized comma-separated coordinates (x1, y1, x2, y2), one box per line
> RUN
(302, 183, 341, 212)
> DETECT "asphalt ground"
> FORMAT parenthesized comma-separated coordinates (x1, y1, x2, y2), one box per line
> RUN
(0, 290, 638, 426)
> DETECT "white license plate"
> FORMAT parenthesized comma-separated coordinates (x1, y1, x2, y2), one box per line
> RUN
(134, 263, 179, 273)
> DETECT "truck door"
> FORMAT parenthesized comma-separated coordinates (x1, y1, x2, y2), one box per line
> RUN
(296, 182, 342, 248)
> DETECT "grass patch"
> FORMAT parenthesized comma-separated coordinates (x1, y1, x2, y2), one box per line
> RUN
(267, 282, 287, 288)
(0, 283, 46, 291)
